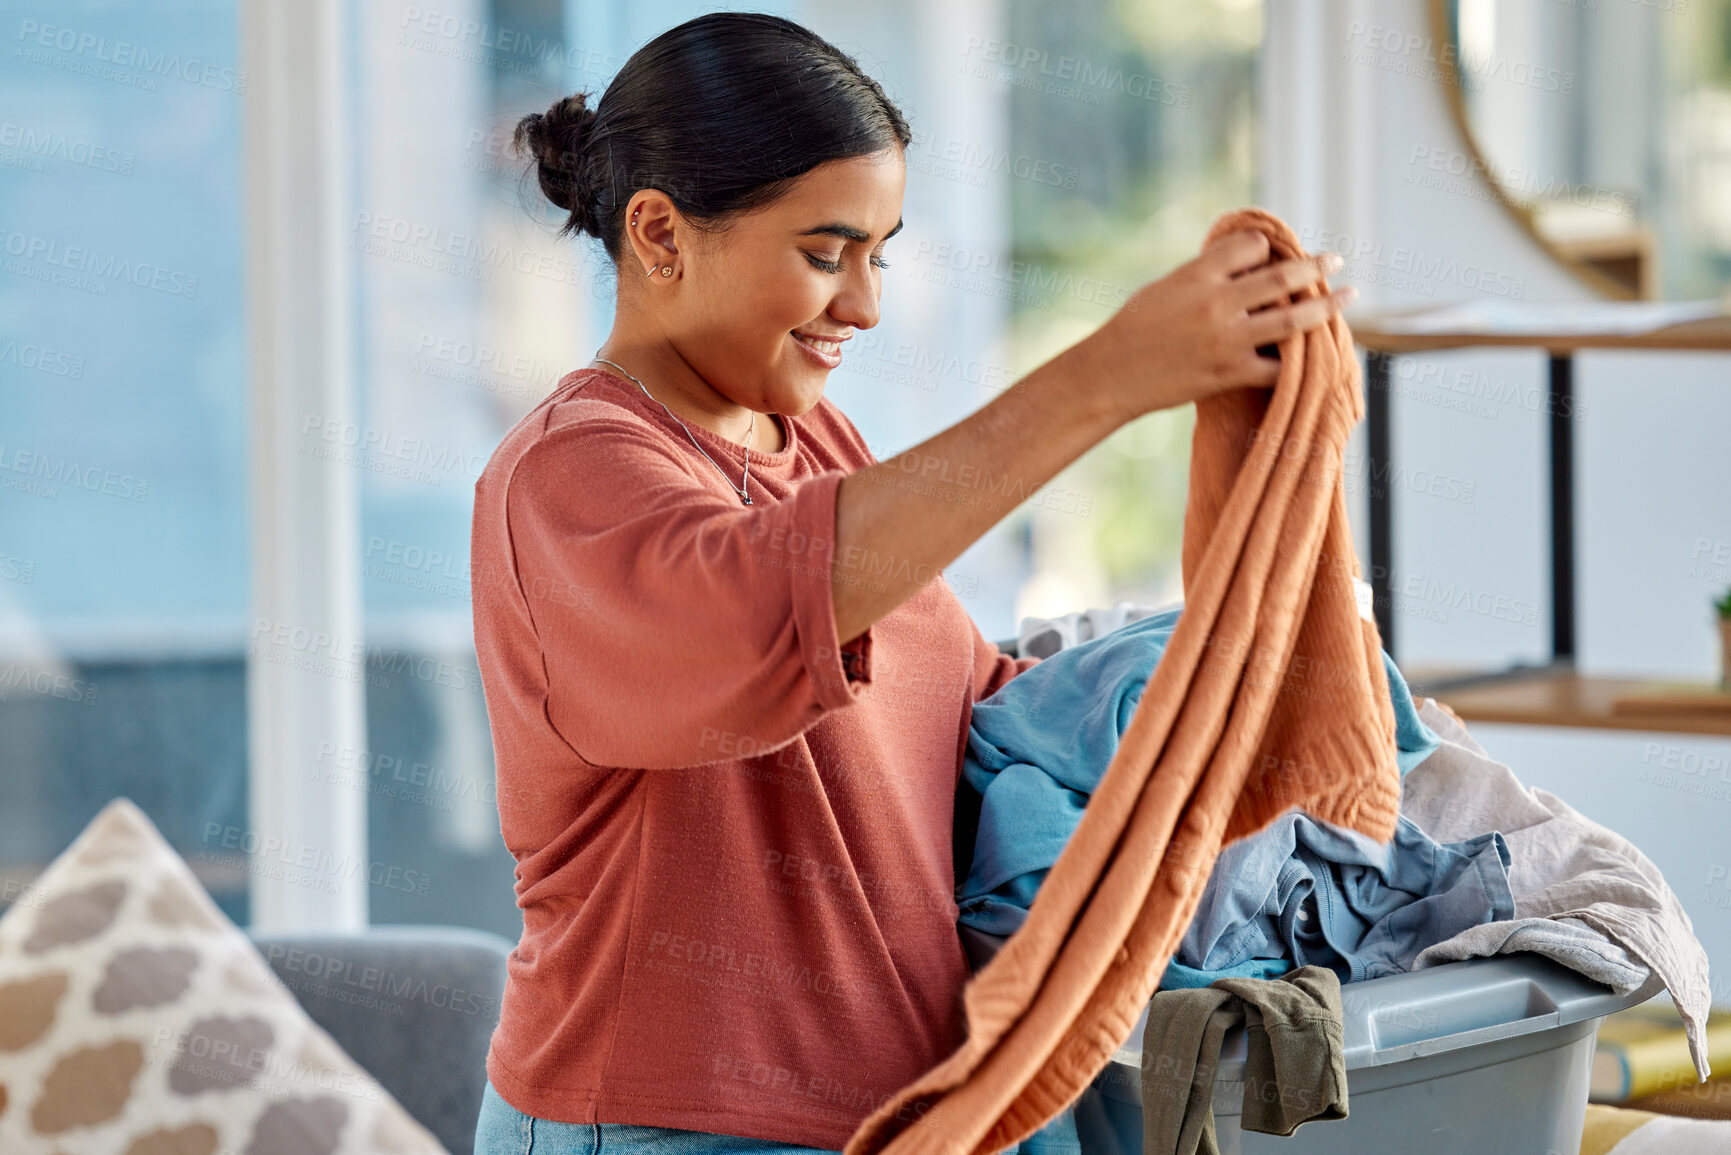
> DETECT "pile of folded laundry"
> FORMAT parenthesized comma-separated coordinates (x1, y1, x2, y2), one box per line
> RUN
(955, 596, 1712, 1154)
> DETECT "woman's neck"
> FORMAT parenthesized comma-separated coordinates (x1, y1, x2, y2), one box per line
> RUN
(592, 341, 780, 452)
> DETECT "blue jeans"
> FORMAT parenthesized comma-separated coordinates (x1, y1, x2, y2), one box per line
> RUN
(473, 1081, 845, 1155)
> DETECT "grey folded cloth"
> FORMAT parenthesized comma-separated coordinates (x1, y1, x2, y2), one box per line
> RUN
(1141, 966, 1348, 1155)
(1414, 916, 1653, 991)
(1404, 698, 1712, 1081)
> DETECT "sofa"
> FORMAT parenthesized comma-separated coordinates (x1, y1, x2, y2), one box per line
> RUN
(247, 924, 514, 1155)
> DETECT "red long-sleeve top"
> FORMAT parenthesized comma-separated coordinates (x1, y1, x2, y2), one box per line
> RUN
(470, 367, 1036, 1148)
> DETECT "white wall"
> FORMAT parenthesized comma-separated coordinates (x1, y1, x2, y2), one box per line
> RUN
(1263, 0, 1731, 987)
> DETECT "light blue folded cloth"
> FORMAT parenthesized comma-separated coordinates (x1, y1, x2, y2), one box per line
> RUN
(1174, 811, 1514, 983)
(1159, 956, 1295, 989)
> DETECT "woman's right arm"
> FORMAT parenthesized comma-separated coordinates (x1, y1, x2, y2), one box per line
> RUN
(828, 229, 1353, 644)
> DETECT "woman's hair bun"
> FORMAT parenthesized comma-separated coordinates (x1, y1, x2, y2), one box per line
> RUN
(514, 92, 601, 235)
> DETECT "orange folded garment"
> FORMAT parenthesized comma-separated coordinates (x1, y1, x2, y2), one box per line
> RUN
(843, 208, 1403, 1155)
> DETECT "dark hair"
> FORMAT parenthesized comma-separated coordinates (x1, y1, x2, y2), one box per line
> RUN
(513, 12, 911, 265)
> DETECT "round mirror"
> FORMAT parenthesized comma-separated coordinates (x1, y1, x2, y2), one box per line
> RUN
(1431, 0, 1731, 301)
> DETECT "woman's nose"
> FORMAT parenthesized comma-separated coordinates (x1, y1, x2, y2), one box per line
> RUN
(831, 267, 882, 331)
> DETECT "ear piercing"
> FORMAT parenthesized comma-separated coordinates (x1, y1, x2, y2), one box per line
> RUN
(631, 208, 673, 278)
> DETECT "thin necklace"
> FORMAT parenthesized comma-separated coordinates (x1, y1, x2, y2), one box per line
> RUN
(593, 354, 756, 505)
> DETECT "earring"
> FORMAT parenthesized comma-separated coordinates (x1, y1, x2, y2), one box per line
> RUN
(633, 209, 670, 278)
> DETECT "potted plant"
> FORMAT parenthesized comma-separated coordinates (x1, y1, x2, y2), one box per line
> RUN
(1718, 585, 1731, 690)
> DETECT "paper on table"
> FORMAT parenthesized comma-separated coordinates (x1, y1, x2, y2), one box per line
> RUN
(1367, 299, 1724, 337)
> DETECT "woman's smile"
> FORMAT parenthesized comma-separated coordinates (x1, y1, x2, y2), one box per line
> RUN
(790, 328, 849, 368)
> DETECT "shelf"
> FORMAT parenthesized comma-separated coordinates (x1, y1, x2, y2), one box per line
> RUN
(1404, 664, 1731, 738)
(1348, 311, 1731, 355)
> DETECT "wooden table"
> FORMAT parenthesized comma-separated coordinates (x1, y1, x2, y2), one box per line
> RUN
(1401, 665, 1731, 738)
(1351, 307, 1731, 735)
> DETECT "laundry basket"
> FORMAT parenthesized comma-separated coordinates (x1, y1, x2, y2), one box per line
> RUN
(1074, 953, 1655, 1155)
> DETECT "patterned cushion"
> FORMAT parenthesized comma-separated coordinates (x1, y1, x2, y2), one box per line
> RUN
(0, 798, 447, 1154)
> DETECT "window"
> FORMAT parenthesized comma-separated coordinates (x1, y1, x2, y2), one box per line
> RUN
(0, 2, 251, 920)
(2, 0, 1264, 934)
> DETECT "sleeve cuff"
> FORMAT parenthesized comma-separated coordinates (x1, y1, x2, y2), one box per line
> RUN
(785, 469, 874, 711)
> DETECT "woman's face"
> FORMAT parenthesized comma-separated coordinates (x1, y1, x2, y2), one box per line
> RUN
(671, 147, 906, 419)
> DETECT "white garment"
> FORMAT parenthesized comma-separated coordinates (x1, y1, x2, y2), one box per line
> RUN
(1605, 1113, 1731, 1154)
(1015, 600, 1172, 659)
(1403, 698, 1713, 1082)
(1015, 581, 1375, 659)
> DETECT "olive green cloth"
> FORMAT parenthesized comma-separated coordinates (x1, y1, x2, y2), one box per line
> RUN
(1140, 965, 1348, 1155)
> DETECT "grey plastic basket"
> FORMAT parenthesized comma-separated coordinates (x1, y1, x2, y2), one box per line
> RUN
(1076, 953, 1655, 1155)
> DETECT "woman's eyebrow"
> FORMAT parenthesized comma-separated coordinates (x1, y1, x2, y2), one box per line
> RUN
(797, 218, 904, 243)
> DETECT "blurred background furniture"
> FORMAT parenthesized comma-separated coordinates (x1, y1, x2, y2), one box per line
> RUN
(1352, 307, 1731, 738)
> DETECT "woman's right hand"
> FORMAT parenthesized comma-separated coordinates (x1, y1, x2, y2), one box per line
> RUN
(1078, 228, 1356, 423)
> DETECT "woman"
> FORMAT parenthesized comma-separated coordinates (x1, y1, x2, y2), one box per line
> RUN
(470, 12, 1352, 1155)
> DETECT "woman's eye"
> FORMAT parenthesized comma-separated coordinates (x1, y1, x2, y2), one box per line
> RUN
(804, 252, 891, 273)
